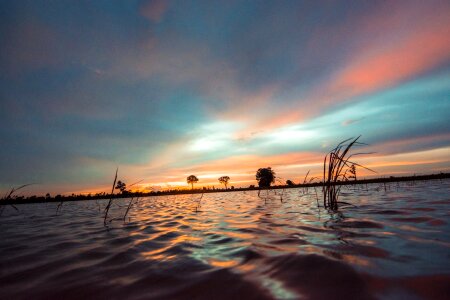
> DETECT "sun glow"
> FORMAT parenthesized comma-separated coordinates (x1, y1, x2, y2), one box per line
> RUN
(189, 137, 224, 152)
(266, 126, 317, 144)
(188, 121, 241, 152)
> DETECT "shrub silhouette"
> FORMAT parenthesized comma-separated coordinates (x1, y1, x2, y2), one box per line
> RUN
(256, 167, 276, 188)
(286, 180, 295, 186)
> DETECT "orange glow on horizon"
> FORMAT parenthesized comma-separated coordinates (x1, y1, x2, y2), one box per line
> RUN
(60, 145, 450, 196)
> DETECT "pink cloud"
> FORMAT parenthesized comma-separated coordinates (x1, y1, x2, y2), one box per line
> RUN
(361, 133, 450, 155)
(329, 24, 450, 98)
(312, 1, 450, 105)
(204, 3, 450, 141)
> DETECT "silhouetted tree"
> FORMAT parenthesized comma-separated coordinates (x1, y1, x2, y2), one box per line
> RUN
(348, 164, 357, 181)
(187, 175, 199, 190)
(256, 167, 276, 188)
(115, 180, 127, 194)
(286, 180, 295, 186)
(218, 176, 230, 189)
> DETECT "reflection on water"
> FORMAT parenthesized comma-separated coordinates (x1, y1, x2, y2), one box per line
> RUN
(1, 180, 449, 299)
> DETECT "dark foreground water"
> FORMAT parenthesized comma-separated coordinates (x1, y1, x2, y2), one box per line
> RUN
(1, 180, 449, 300)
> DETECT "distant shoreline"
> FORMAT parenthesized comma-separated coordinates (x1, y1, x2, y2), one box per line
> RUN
(2, 172, 449, 206)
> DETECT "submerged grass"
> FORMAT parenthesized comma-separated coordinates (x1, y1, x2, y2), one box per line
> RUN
(123, 197, 139, 221)
(195, 193, 204, 212)
(322, 136, 375, 210)
(104, 167, 118, 225)
(56, 199, 64, 215)
(0, 184, 34, 215)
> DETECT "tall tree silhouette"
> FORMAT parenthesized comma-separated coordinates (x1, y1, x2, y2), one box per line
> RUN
(187, 175, 199, 190)
(256, 167, 276, 187)
(218, 176, 230, 189)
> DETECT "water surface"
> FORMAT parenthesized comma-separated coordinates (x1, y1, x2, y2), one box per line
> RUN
(1, 180, 449, 299)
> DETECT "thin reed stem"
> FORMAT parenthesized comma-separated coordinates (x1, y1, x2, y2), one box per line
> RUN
(104, 168, 118, 225)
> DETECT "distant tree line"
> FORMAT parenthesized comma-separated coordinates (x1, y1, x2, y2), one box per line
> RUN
(3, 171, 449, 205)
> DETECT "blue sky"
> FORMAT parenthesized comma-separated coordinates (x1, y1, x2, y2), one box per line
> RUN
(1, 0, 449, 194)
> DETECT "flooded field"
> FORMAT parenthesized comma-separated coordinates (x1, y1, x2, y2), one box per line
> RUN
(1, 180, 449, 299)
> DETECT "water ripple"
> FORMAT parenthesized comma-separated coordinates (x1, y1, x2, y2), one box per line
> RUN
(1, 180, 449, 299)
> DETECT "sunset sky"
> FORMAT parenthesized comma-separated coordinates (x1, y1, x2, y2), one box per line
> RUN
(1, 0, 449, 195)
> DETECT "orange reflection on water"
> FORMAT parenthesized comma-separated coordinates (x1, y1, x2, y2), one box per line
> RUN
(236, 262, 258, 273)
(216, 230, 254, 240)
(378, 231, 396, 236)
(115, 180, 450, 291)
(342, 254, 372, 267)
(139, 231, 203, 261)
(209, 259, 240, 268)
(141, 245, 174, 261)
(356, 239, 376, 246)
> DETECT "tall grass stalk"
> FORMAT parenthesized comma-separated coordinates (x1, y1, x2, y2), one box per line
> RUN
(195, 193, 204, 212)
(322, 136, 375, 210)
(1, 183, 34, 213)
(104, 168, 118, 225)
(303, 170, 310, 184)
(123, 196, 138, 221)
(56, 199, 64, 215)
